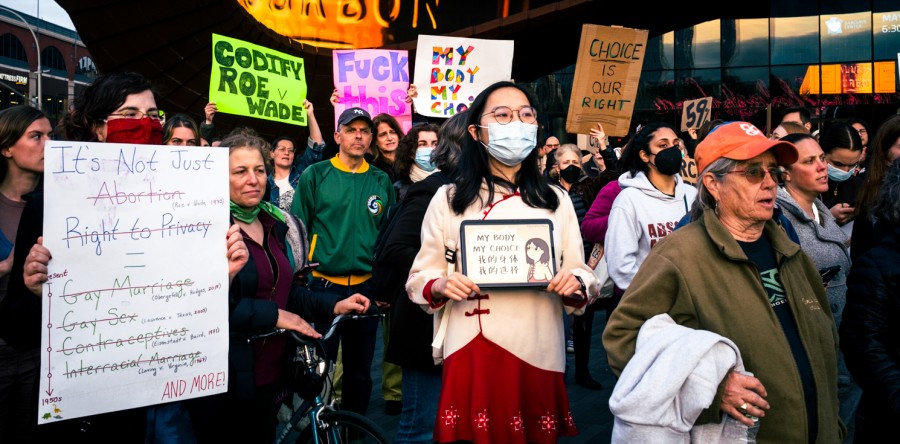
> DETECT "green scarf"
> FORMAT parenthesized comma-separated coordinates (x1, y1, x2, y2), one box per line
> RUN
(230, 200, 285, 223)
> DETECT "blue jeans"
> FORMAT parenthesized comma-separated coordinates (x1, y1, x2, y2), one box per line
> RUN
(309, 278, 378, 416)
(395, 368, 442, 444)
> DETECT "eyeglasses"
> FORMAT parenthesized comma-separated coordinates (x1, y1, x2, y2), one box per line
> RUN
(104, 109, 165, 123)
(725, 166, 782, 184)
(273, 146, 294, 154)
(482, 106, 537, 125)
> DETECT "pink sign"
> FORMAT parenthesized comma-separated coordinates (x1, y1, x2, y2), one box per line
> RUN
(333, 49, 412, 132)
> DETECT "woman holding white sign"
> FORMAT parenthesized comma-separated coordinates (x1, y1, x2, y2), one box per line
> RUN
(405, 81, 598, 444)
(185, 127, 369, 443)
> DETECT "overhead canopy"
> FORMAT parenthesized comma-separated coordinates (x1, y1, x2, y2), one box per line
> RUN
(56, 0, 769, 140)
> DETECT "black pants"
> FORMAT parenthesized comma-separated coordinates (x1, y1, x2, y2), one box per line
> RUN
(309, 278, 378, 416)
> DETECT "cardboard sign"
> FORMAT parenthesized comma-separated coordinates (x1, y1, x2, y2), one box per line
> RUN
(681, 155, 699, 185)
(681, 97, 713, 131)
(209, 33, 307, 126)
(39, 142, 230, 423)
(459, 219, 556, 288)
(566, 24, 648, 137)
(412, 35, 514, 119)
(333, 49, 412, 132)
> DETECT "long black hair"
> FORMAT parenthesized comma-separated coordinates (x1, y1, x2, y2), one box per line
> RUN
(618, 121, 677, 176)
(450, 81, 558, 214)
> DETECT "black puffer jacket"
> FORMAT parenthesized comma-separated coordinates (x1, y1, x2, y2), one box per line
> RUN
(840, 224, 900, 440)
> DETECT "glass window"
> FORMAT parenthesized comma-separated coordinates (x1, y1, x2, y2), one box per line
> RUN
(40, 46, 67, 73)
(771, 16, 819, 65)
(643, 32, 674, 71)
(770, 65, 819, 108)
(821, 12, 872, 63)
(675, 69, 721, 102)
(874, 10, 900, 60)
(675, 20, 721, 69)
(635, 70, 675, 111)
(75, 56, 98, 80)
(723, 19, 769, 67)
(0, 34, 28, 69)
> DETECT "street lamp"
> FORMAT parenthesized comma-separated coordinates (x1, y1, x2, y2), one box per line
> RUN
(0, 5, 42, 111)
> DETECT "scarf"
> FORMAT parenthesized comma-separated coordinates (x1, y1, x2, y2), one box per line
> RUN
(230, 200, 285, 223)
(409, 164, 437, 183)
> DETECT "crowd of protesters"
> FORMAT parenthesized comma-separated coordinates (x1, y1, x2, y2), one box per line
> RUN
(0, 69, 898, 444)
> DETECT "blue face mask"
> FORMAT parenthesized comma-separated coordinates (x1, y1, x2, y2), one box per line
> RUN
(478, 121, 538, 167)
(415, 148, 436, 171)
(826, 163, 854, 182)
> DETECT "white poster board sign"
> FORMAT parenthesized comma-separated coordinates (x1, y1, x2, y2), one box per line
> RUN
(412, 34, 513, 119)
(38, 142, 230, 424)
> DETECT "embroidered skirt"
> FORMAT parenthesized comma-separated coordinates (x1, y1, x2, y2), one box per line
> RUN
(434, 333, 578, 443)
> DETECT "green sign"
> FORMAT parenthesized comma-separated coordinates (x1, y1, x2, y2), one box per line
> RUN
(209, 34, 307, 126)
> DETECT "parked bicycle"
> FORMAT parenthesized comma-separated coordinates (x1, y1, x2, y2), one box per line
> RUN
(252, 312, 391, 444)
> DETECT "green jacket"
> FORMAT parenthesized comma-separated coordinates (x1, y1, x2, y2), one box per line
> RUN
(603, 209, 844, 443)
(291, 156, 395, 284)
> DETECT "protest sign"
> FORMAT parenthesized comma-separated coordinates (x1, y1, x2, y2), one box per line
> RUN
(681, 97, 713, 131)
(681, 155, 699, 185)
(38, 142, 229, 423)
(412, 35, 513, 119)
(459, 220, 556, 288)
(333, 49, 412, 132)
(566, 25, 648, 137)
(209, 33, 307, 126)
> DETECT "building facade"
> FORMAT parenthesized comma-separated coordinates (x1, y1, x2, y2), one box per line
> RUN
(524, 0, 900, 142)
(0, 7, 96, 125)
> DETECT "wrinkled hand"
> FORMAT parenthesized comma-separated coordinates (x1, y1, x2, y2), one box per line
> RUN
(432, 272, 480, 302)
(204, 102, 217, 124)
(406, 85, 418, 103)
(829, 203, 855, 225)
(24, 237, 50, 296)
(276, 309, 321, 339)
(589, 123, 608, 150)
(335, 293, 370, 314)
(226, 224, 248, 281)
(720, 370, 769, 426)
(330, 89, 341, 107)
(546, 268, 583, 300)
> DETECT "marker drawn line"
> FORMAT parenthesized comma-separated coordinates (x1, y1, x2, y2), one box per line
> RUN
(124, 265, 146, 268)
(56, 314, 139, 330)
(61, 223, 213, 241)
(61, 351, 204, 377)
(125, 252, 145, 255)
(55, 329, 190, 354)
(60, 282, 194, 298)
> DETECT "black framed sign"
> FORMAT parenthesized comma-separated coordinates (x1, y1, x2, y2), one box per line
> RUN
(459, 219, 556, 288)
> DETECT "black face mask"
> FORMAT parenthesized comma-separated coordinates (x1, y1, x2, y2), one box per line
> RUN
(560, 165, 582, 184)
(650, 147, 683, 176)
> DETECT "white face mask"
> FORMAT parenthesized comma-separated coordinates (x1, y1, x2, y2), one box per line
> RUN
(826, 163, 854, 182)
(478, 121, 538, 166)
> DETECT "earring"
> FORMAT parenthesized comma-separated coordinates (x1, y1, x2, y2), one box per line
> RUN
(714, 200, 720, 216)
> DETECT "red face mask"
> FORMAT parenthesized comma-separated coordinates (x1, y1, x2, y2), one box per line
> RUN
(105, 118, 163, 145)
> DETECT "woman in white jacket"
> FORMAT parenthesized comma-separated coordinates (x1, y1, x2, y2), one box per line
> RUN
(405, 81, 598, 444)
(606, 122, 697, 293)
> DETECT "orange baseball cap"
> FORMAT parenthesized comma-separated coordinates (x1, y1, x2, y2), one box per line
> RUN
(695, 122, 799, 173)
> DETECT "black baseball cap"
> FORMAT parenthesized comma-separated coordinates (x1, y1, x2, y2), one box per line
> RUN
(337, 107, 373, 128)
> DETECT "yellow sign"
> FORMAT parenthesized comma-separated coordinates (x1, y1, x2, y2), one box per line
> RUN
(566, 24, 648, 137)
(209, 34, 307, 127)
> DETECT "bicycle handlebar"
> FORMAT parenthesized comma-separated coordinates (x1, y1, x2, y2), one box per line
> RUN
(246, 311, 384, 344)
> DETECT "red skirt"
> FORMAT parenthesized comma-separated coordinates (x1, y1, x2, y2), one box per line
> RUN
(434, 333, 578, 443)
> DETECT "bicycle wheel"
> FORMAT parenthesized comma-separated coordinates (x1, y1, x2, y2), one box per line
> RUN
(296, 410, 391, 444)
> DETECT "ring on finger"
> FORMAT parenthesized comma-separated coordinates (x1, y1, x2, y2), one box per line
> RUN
(739, 403, 748, 411)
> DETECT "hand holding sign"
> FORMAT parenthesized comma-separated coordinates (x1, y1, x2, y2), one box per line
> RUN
(589, 123, 609, 151)
(432, 272, 481, 303)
